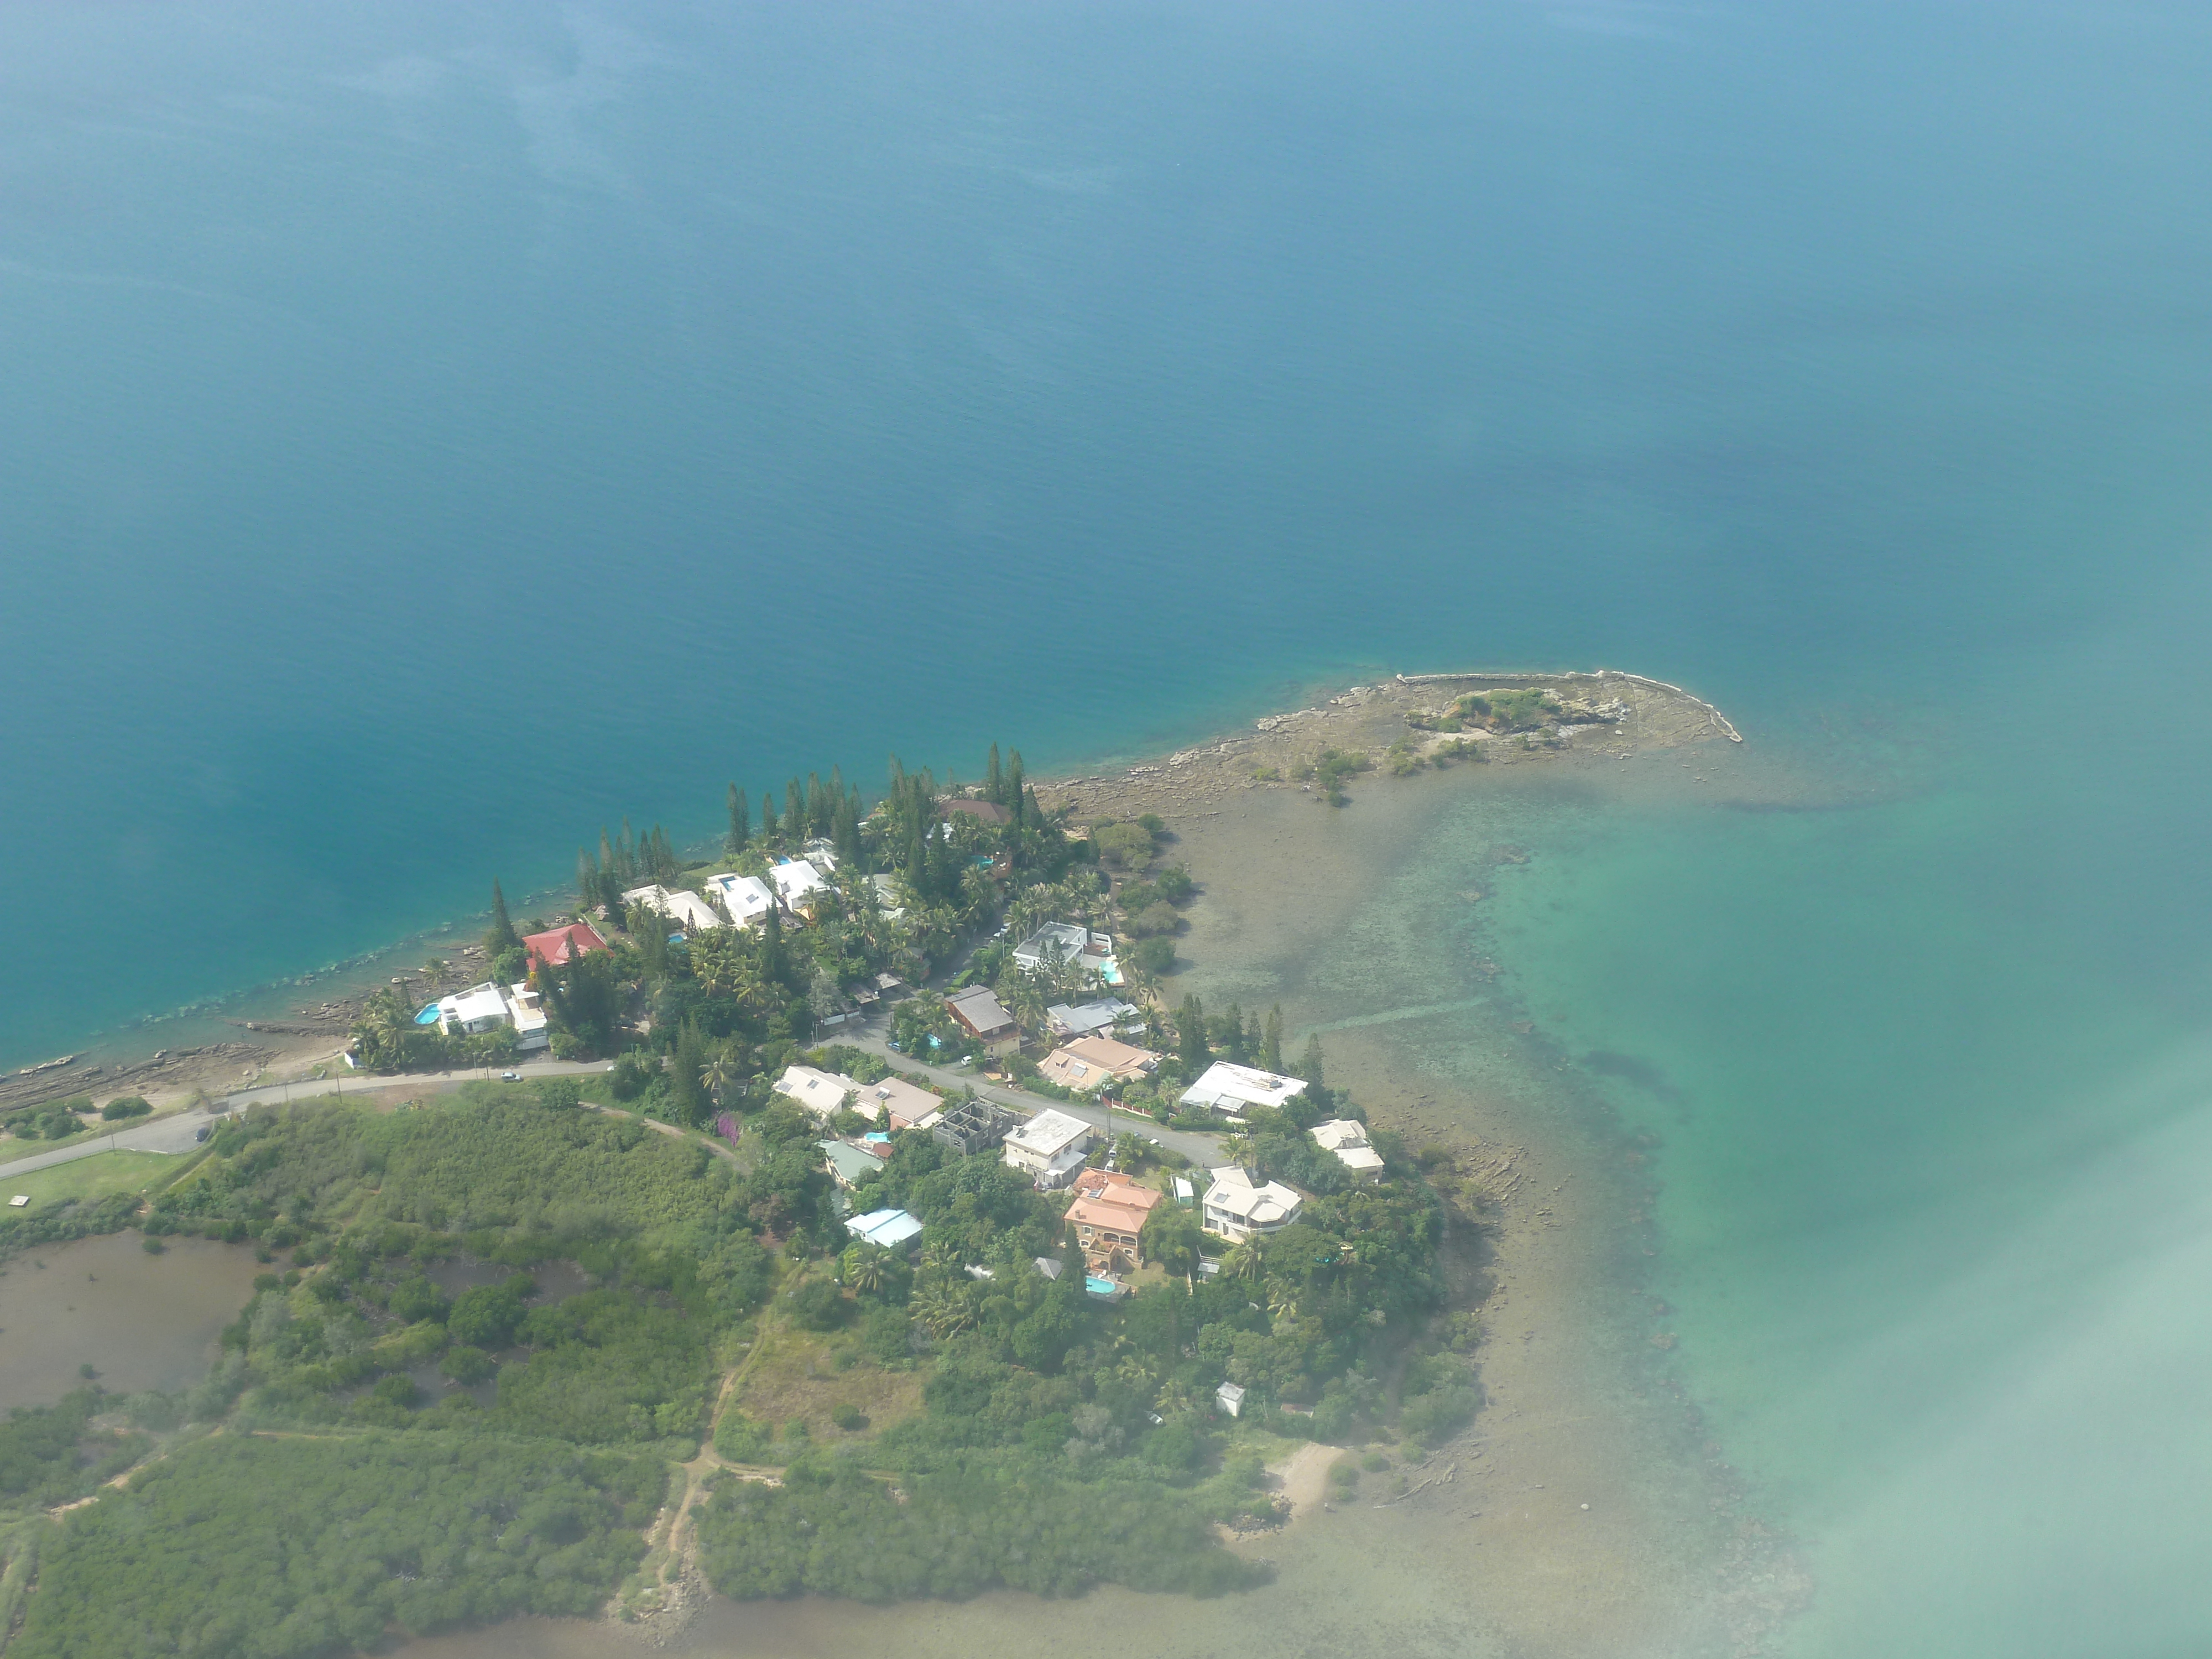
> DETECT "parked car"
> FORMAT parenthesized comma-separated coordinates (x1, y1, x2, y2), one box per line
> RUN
(499, 1070, 519, 1082)
(193, 1125, 212, 1143)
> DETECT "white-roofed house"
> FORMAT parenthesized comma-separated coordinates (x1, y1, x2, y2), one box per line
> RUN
(1001, 1107, 1094, 1190)
(773, 1065, 875, 1123)
(1201, 1166, 1305, 1243)
(436, 982, 511, 1037)
(504, 983, 549, 1051)
(1311, 1119, 1386, 1183)
(706, 873, 779, 930)
(621, 884, 725, 933)
(1178, 1061, 1310, 1120)
(1013, 923, 1120, 985)
(771, 859, 831, 914)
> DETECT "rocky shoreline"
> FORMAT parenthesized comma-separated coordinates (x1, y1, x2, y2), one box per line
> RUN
(1037, 666, 1738, 821)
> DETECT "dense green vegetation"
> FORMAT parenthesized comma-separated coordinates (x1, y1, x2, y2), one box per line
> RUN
(12, 1432, 664, 1659)
(0, 1387, 148, 1507)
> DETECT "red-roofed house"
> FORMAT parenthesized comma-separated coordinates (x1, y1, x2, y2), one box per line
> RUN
(524, 920, 608, 971)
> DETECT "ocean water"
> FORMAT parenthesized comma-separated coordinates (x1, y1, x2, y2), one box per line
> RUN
(6, 2, 2212, 1652)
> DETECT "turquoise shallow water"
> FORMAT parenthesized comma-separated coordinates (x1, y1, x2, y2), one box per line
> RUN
(6, 2, 2212, 1651)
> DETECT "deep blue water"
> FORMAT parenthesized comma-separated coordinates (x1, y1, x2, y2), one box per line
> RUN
(7, 5, 2212, 1651)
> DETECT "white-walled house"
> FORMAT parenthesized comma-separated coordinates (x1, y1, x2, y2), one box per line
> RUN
(771, 859, 831, 912)
(1178, 1061, 1310, 1119)
(705, 873, 779, 929)
(621, 884, 724, 933)
(504, 983, 549, 1051)
(434, 982, 547, 1051)
(1311, 1119, 1386, 1182)
(1201, 1166, 1305, 1242)
(1013, 923, 1118, 982)
(1001, 1107, 1094, 1189)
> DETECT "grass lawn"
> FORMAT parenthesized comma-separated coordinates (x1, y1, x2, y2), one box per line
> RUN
(731, 1320, 925, 1446)
(1, 1150, 180, 1215)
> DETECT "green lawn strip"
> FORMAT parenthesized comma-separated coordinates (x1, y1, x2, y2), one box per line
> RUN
(0, 1151, 179, 1216)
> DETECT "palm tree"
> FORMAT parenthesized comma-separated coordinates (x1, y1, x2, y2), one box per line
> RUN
(914, 1285, 975, 1339)
(846, 1249, 886, 1296)
(1003, 973, 1048, 1036)
(1224, 1235, 1267, 1282)
(1266, 1282, 1301, 1323)
(921, 1237, 963, 1281)
(701, 1052, 735, 1107)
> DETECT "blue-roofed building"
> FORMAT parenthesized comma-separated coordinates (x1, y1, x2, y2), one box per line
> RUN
(844, 1208, 925, 1250)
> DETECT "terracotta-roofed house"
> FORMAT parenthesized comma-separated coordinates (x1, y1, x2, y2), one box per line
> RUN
(1065, 1167, 1165, 1279)
(524, 920, 608, 971)
(1036, 1036, 1160, 1093)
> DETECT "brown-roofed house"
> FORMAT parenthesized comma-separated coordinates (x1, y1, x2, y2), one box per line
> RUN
(523, 919, 608, 971)
(945, 986, 1020, 1056)
(1064, 1168, 1165, 1280)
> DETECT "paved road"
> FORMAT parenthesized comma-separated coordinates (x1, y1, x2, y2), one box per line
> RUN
(833, 1014, 1225, 1166)
(0, 1058, 616, 1183)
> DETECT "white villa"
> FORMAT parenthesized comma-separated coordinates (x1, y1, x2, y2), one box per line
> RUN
(1201, 1165, 1305, 1242)
(705, 872, 779, 929)
(434, 982, 548, 1052)
(771, 859, 831, 912)
(1178, 1061, 1310, 1119)
(620, 884, 724, 933)
(1013, 923, 1118, 981)
(1311, 1118, 1386, 1183)
(1001, 1107, 1094, 1189)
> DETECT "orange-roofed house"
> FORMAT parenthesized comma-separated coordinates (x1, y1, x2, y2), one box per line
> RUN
(1064, 1167, 1165, 1280)
(524, 919, 608, 971)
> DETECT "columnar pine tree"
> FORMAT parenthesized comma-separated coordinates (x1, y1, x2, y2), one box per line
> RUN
(760, 789, 779, 843)
(1299, 1033, 1326, 1091)
(727, 785, 749, 854)
(486, 880, 521, 957)
(1177, 995, 1211, 1074)
(985, 743, 1003, 804)
(1261, 1006, 1284, 1073)
(785, 780, 804, 844)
